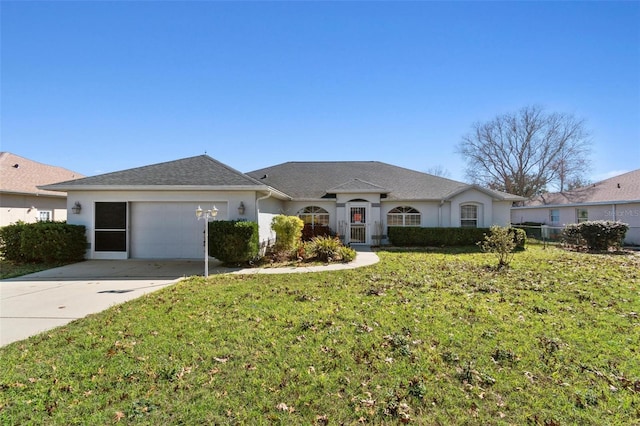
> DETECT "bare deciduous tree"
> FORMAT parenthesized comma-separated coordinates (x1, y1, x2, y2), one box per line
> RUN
(426, 165, 451, 178)
(457, 105, 591, 198)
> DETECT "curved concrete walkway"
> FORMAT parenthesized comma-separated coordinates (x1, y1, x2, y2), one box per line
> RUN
(0, 247, 379, 346)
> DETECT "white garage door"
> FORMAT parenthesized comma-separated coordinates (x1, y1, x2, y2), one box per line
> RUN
(130, 202, 226, 259)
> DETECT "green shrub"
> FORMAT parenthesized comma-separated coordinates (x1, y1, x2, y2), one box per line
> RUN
(209, 221, 259, 265)
(388, 227, 490, 246)
(509, 227, 527, 251)
(0, 221, 28, 262)
(304, 236, 356, 263)
(0, 221, 86, 263)
(563, 220, 629, 251)
(338, 245, 357, 262)
(561, 224, 583, 247)
(306, 236, 342, 262)
(271, 215, 304, 254)
(478, 225, 524, 268)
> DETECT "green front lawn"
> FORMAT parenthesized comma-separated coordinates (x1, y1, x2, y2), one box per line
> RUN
(1, 246, 638, 424)
(0, 259, 77, 280)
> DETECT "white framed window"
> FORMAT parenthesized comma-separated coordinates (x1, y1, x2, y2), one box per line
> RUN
(549, 209, 560, 224)
(387, 206, 421, 226)
(297, 206, 329, 228)
(460, 204, 478, 228)
(576, 208, 588, 223)
(38, 210, 52, 221)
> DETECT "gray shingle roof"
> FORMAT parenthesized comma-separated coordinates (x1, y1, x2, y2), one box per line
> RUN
(524, 169, 640, 206)
(42, 155, 267, 190)
(247, 161, 521, 201)
(328, 179, 388, 193)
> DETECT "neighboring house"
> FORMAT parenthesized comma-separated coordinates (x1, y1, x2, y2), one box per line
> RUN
(511, 169, 640, 245)
(41, 155, 523, 260)
(0, 152, 84, 226)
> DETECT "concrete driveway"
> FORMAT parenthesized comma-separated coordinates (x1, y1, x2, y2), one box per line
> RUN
(0, 259, 208, 347)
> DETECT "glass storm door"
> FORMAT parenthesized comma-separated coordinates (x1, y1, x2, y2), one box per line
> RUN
(349, 205, 367, 244)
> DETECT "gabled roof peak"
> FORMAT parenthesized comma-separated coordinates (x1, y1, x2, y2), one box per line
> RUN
(41, 155, 268, 190)
(327, 178, 388, 194)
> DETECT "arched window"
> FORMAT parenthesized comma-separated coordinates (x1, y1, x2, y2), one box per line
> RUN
(460, 204, 478, 228)
(297, 206, 329, 228)
(387, 206, 421, 226)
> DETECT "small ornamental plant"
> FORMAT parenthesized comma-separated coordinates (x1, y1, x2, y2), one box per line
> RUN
(478, 225, 524, 269)
(304, 236, 357, 263)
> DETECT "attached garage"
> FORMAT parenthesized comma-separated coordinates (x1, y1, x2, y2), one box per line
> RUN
(130, 202, 224, 259)
(39, 155, 286, 260)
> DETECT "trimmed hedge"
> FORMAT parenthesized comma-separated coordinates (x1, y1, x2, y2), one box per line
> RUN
(0, 221, 87, 263)
(562, 220, 628, 251)
(209, 220, 259, 264)
(0, 222, 27, 262)
(388, 226, 526, 249)
(388, 227, 490, 247)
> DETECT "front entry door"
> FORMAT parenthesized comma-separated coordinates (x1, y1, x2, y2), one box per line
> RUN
(349, 204, 367, 244)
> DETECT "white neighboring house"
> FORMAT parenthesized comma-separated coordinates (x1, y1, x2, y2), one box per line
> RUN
(511, 169, 640, 245)
(0, 152, 84, 226)
(42, 155, 523, 260)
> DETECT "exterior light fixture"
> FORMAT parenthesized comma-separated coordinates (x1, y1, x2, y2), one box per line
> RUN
(196, 205, 218, 277)
(238, 201, 245, 216)
(71, 201, 82, 214)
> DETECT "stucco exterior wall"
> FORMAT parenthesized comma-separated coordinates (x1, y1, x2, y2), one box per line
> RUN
(450, 190, 491, 227)
(491, 200, 514, 227)
(0, 193, 67, 226)
(66, 190, 261, 259)
(256, 196, 283, 247)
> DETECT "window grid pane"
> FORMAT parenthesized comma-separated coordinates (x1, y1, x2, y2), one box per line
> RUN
(405, 214, 421, 226)
(387, 206, 421, 227)
(387, 215, 404, 226)
(461, 205, 477, 219)
(316, 214, 329, 226)
(461, 205, 478, 228)
(297, 206, 330, 228)
(577, 208, 588, 223)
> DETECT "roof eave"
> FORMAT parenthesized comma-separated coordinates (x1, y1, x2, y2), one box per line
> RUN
(40, 184, 273, 192)
(442, 184, 525, 202)
(329, 190, 389, 194)
(1, 189, 67, 198)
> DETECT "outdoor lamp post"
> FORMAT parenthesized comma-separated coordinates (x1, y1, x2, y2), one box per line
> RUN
(196, 205, 218, 277)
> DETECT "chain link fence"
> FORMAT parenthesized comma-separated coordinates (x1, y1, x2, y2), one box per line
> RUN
(512, 223, 640, 247)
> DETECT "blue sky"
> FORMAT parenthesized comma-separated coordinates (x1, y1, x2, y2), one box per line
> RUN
(2, 1, 639, 184)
